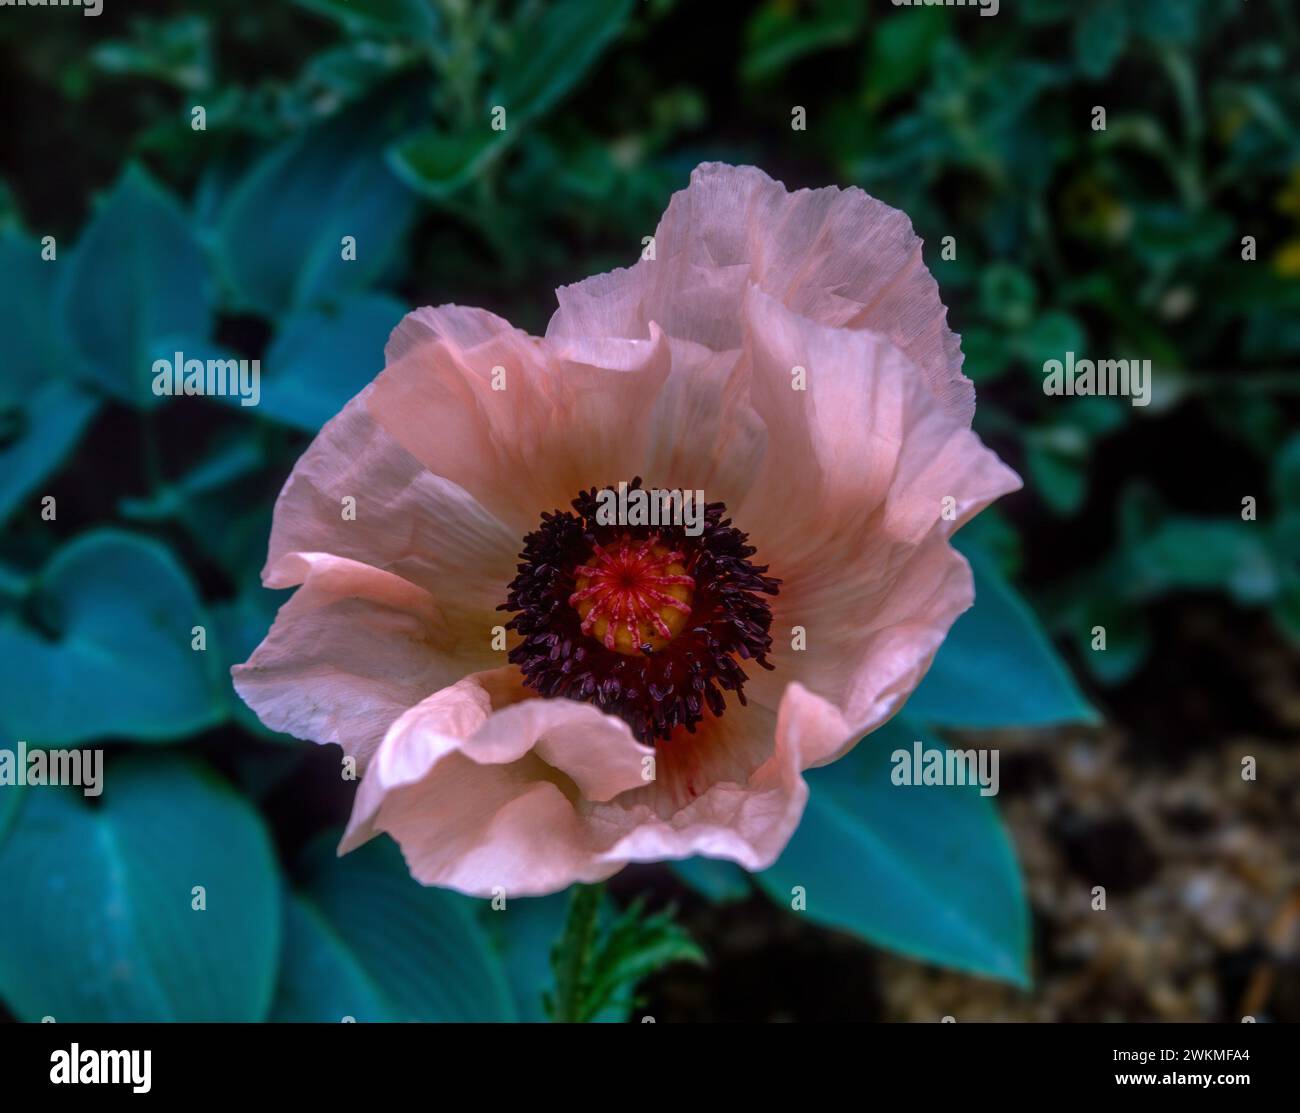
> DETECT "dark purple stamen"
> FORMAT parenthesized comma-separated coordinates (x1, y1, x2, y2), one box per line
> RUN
(498, 478, 780, 744)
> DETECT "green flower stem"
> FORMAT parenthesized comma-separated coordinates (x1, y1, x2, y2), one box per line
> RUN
(550, 883, 604, 1023)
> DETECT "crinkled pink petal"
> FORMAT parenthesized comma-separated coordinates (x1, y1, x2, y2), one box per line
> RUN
(262, 384, 519, 632)
(589, 697, 806, 873)
(734, 287, 1020, 761)
(367, 305, 674, 536)
(232, 553, 495, 769)
(340, 669, 815, 895)
(340, 669, 655, 896)
(634, 338, 767, 512)
(547, 161, 974, 425)
(761, 539, 978, 768)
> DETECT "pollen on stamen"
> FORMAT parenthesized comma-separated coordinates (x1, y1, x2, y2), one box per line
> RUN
(569, 536, 695, 655)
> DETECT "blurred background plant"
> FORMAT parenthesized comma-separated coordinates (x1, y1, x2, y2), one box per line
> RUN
(0, 0, 1295, 1021)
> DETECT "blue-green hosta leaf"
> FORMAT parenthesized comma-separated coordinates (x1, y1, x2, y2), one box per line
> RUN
(478, 893, 572, 1023)
(216, 108, 417, 316)
(118, 433, 265, 523)
(0, 742, 22, 850)
(117, 431, 274, 587)
(0, 530, 226, 745)
(0, 228, 84, 407)
(0, 755, 280, 1021)
(760, 716, 1029, 986)
(257, 293, 405, 432)
(271, 836, 516, 1022)
(58, 164, 212, 408)
(907, 544, 1097, 727)
(0, 382, 101, 528)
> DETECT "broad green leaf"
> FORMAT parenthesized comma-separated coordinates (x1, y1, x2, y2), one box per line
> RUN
(293, 0, 436, 38)
(120, 432, 274, 586)
(216, 107, 417, 316)
(0, 530, 225, 745)
(479, 893, 572, 1023)
(119, 433, 265, 523)
(759, 716, 1029, 985)
(0, 382, 101, 528)
(907, 543, 1097, 727)
(493, 0, 634, 123)
(0, 743, 21, 850)
(257, 292, 405, 432)
(0, 755, 280, 1021)
(387, 129, 509, 200)
(271, 836, 516, 1022)
(0, 228, 82, 407)
(58, 164, 212, 408)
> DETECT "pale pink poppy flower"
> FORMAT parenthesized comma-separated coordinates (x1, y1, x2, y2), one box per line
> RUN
(233, 162, 1021, 897)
